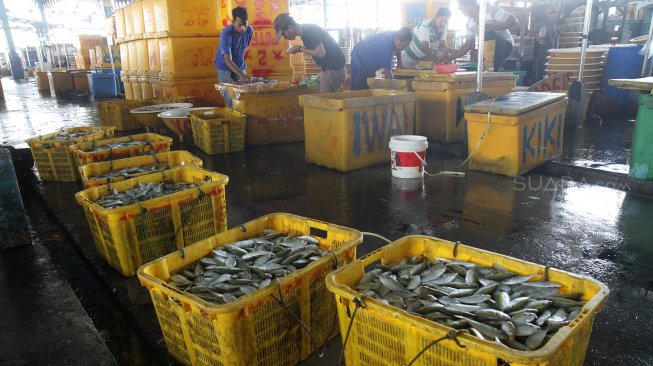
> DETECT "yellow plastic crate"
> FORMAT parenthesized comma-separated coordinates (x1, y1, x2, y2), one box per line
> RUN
(326, 235, 609, 366)
(147, 38, 160, 77)
(137, 213, 363, 366)
(76, 166, 228, 276)
(151, 77, 163, 98)
(119, 43, 130, 73)
(159, 37, 220, 79)
(130, 0, 145, 40)
(411, 72, 516, 143)
(160, 77, 223, 107)
(79, 150, 203, 189)
(95, 45, 121, 69)
(465, 92, 568, 177)
(189, 108, 246, 155)
(130, 76, 144, 100)
(367, 77, 414, 91)
(124, 4, 134, 40)
(122, 76, 134, 100)
(97, 102, 111, 126)
(69, 133, 173, 166)
(136, 40, 149, 76)
(26, 127, 115, 182)
(142, 0, 156, 37)
(154, 0, 221, 38)
(139, 76, 155, 100)
(299, 89, 418, 171)
(247, 27, 292, 78)
(128, 41, 139, 76)
(217, 83, 317, 146)
(219, 0, 288, 28)
(115, 8, 126, 43)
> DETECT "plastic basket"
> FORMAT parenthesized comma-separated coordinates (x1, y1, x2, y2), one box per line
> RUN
(137, 213, 363, 366)
(69, 133, 173, 167)
(97, 99, 147, 130)
(79, 150, 203, 189)
(76, 166, 229, 277)
(189, 108, 246, 155)
(325, 235, 610, 366)
(26, 127, 115, 182)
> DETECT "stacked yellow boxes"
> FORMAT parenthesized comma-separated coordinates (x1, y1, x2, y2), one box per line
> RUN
(76, 35, 107, 70)
(219, 0, 293, 82)
(94, 45, 121, 71)
(290, 41, 305, 83)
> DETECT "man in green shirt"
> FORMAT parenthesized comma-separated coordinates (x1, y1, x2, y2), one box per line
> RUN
(400, 8, 453, 69)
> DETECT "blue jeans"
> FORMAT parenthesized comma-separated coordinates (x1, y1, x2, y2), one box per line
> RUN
(217, 69, 246, 107)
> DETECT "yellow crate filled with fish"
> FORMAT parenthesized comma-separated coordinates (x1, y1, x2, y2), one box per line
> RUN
(189, 108, 246, 155)
(76, 166, 228, 277)
(137, 213, 363, 366)
(69, 133, 173, 167)
(26, 126, 115, 182)
(79, 150, 203, 189)
(326, 235, 609, 366)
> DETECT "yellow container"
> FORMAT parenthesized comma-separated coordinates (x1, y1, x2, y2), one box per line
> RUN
(122, 76, 134, 100)
(99, 99, 147, 130)
(79, 150, 203, 189)
(247, 27, 292, 78)
(219, 0, 289, 28)
(465, 92, 568, 177)
(115, 8, 126, 42)
(299, 89, 418, 171)
(326, 235, 609, 366)
(142, 0, 156, 37)
(217, 83, 317, 146)
(150, 77, 163, 98)
(72, 71, 91, 93)
(128, 41, 139, 75)
(136, 39, 149, 76)
(95, 45, 122, 69)
(367, 77, 414, 91)
(75, 49, 93, 70)
(48, 71, 75, 96)
(154, 0, 221, 37)
(411, 73, 516, 142)
(160, 77, 223, 107)
(76, 166, 229, 277)
(147, 38, 160, 77)
(88, 49, 97, 69)
(36, 71, 50, 91)
(26, 127, 115, 182)
(78, 34, 107, 49)
(69, 133, 173, 166)
(189, 108, 247, 155)
(139, 76, 155, 99)
(119, 43, 130, 73)
(129, 76, 144, 100)
(137, 213, 362, 366)
(131, 0, 145, 40)
(159, 37, 219, 79)
(124, 4, 134, 39)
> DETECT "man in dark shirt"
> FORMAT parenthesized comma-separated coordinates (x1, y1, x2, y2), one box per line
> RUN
(350, 28, 412, 90)
(274, 13, 346, 93)
(215, 7, 253, 106)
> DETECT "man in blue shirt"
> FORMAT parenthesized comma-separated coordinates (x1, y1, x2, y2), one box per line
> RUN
(350, 28, 412, 90)
(215, 7, 253, 106)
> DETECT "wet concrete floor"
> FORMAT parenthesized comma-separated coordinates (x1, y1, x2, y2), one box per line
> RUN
(1, 78, 653, 365)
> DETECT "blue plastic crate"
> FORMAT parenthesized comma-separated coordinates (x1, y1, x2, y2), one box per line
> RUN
(89, 73, 118, 98)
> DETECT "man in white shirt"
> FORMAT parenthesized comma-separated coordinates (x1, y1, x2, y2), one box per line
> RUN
(400, 8, 453, 69)
(447, 0, 518, 71)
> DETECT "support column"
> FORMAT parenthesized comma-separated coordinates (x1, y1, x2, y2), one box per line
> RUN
(0, 0, 25, 80)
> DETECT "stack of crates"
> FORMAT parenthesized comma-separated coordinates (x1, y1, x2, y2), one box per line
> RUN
(290, 40, 306, 83)
(75, 35, 107, 70)
(219, 0, 293, 82)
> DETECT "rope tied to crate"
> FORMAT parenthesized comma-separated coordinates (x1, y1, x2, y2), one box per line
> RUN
(338, 296, 367, 366)
(456, 98, 497, 170)
(170, 187, 206, 244)
(407, 330, 467, 366)
(269, 250, 342, 359)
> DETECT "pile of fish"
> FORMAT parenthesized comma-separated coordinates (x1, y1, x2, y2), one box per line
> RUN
(93, 164, 169, 181)
(50, 130, 101, 141)
(95, 181, 200, 209)
(86, 140, 148, 153)
(168, 230, 326, 304)
(356, 256, 586, 351)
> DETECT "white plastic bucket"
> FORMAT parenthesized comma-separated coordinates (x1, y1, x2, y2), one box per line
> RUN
(389, 135, 428, 178)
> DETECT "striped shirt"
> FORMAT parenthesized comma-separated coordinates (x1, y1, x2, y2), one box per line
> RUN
(404, 19, 447, 61)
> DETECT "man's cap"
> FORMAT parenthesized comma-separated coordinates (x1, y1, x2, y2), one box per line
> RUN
(274, 13, 292, 41)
